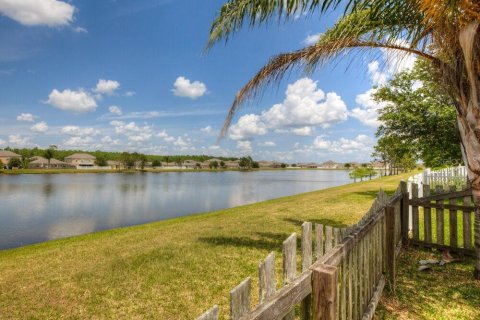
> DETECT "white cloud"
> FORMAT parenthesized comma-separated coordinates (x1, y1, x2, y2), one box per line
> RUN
(351, 88, 387, 127)
(94, 79, 120, 96)
(74, 27, 87, 34)
(200, 125, 214, 134)
(312, 134, 375, 154)
(172, 76, 207, 99)
(124, 91, 136, 97)
(228, 78, 347, 142)
(8, 134, 30, 146)
(173, 137, 190, 147)
(30, 121, 48, 133)
(259, 141, 276, 147)
(63, 136, 94, 148)
(229, 114, 268, 141)
(368, 61, 388, 86)
(0, 0, 75, 27)
(237, 140, 252, 152)
(46, 89, 97, 114)
(61, 126, 100, 136)
(101, 136, 120, 145)
(262, 78, 347, 129)
(0, 138, 5, 145)
(109, 105, 123, 116)
(16, 113, 35, 122)
(303, 33, 321, 45)
(291, 126, 314, 136)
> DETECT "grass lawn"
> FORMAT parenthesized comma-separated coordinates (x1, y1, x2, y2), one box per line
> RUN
(1, 172, 476, 319)
(377, 246, 480, 319)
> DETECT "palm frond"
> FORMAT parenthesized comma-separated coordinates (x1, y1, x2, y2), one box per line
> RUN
(219, 37, 439, 138)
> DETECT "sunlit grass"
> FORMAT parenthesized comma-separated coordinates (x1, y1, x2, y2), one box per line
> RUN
(2, 172, 472, 319)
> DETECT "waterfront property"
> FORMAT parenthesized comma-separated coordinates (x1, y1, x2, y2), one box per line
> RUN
(0, 150, 21, 168)
(28, 156, 74, 169)
(64, 153, 96, 168)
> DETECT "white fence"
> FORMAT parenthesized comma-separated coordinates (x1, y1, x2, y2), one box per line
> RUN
(408, 166, 468, 197)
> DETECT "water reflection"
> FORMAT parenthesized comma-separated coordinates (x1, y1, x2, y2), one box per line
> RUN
(0, 170, 350, 249)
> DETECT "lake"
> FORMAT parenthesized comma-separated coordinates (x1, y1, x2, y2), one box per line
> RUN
(0, 170, 351, 250)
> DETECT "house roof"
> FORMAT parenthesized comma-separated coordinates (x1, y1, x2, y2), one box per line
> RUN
(64, 153, 96, 159)
(0, 150, 21, 157)
(30, 156, 68, 165)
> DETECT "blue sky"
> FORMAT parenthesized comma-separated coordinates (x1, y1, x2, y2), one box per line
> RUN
(0, 0, 415, 163)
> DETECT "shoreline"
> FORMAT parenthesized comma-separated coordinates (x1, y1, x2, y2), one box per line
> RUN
(0, 167, 354, 175)
(0, 173, 412, 319)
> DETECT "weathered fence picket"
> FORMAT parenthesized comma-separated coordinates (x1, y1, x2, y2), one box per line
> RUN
(197, 179, 476, 320)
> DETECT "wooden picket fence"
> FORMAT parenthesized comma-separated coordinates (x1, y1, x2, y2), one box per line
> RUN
(407, 182, 475, 256)
(198, 183, 406, 320)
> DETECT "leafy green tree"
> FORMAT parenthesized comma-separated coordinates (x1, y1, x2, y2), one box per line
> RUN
(152, 159, 161, 168)
(43, 145, 57, 169)
(280, 163, 287, 168)
(95, 156, 108, 167)
(219, 160, 226, 168)
(344, 163, 351, 169)
(375, 60, 461, 168)
(239, 156, 254, 169)
(8, 157, 21, 169)
(211, 160, 219, 169)
(120, 152, 135, 169)
(207, 0, 480, 276)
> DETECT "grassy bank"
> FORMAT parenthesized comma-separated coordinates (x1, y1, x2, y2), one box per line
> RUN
(0, 172, 454, 319)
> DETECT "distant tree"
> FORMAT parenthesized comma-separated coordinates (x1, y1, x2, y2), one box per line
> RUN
(280, 163, 287, 168)
(120, 152, 135, 169)
(7, 157, 21, 169)
(211, 160, 219, 169)
(344, 163, 351, 169)
(152, 159, 161, 168)
(364, 167, 377, 180)
(239, 157, 250, 169)
(43, 145, 57, 169)
(291, 163, 297, 167)
(219, 160, 226, 169)
(95, 156, 108, 167)
(195, 162, 201, 169)
(138, 154, 147, 170)
(252, 161, 259, 169)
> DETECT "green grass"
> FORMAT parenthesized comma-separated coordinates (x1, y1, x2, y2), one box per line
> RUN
(377, 246, 480, 319)
(0, 172, 475, 319)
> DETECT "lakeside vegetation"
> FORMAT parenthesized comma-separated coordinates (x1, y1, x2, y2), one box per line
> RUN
(3, 172, 478, 319)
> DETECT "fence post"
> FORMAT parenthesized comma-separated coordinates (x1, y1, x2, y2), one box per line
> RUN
(400, 181, 409, 245)
(312, 264, 337, 320)
(385, 205, 396, 294)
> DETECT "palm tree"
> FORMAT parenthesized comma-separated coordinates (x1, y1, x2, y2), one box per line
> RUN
(208, 1, 480, 277)
(44, 145, 56, 169)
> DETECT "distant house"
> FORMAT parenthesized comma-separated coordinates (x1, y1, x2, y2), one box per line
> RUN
(297, 162, 319, 168)
(28, 156, 74, 169)
(224, 160, 240, 169)
(320, 160, 340, 169)
(182, 160, 200, 169)
(0, 150, 21, 168)
(64, 153, 96, 168)
(370, 161, 389, 170)
(258, 161, 282, 168)
(201, 158, 224, 169)
(107, 160, 122, 170)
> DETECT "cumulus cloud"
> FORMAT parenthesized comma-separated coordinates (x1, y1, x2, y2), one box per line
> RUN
(46, 89, 97, 114)
(351, 89, 387, 127)
(74, 27, 87, 34)
(63, 136, 94, 148)
(303, 33, 321, 45)
(109, 105, 122, 116)
(124, 91, 136, 97)
(94, 79, 120, 96)
(30, 121, 48, 133)
(200, 125, 214, 134)
(101, 136, 120, 145)
(172, 76, 207, 99)
(237, 140, 252, 152)
(16, 113, 35, 122)
(229, 114, 268, 141)
(61, 126, 100, 136)
(259, 141, 276, 147)
(291, 126, 314, 136)
(229, 78, 347, 141)
(312, 134, 375, 154)
(0, 0, 75, 27)
(8, 134, 30, 146)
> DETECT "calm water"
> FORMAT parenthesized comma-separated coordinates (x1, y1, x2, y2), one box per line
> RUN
(0, 170, 350, 250)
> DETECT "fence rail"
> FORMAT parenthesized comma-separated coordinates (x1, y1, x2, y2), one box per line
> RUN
(407, 182, 475, 256)
(198, 174, 475, 319)
(198, 184, 405, 320)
